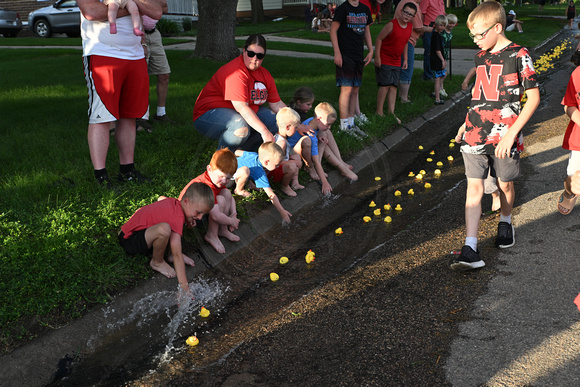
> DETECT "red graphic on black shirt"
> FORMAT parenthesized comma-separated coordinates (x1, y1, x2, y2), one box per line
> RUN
(473, 64, 502, 101)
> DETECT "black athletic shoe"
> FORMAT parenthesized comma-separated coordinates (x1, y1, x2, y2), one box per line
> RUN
(495, 221, 515, 248)
(118, 169, 151, 183)
(96, 172, 113, 189)
(153, 114, 175, 124)
(450, 245, 485, 271)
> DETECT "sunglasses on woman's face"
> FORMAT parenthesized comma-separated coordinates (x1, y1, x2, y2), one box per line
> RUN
(246, 49, 265, 60)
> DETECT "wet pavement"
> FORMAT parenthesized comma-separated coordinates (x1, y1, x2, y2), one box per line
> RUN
(3, 29, 580, 387)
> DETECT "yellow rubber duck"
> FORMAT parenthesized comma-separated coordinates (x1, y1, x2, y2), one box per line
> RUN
(408, 189, 414, 195)
(449, 143, 455, 148)
(424, 182, 432, 189)
(384, 204, 392, 210)
(416, 174, 423, 180)
(408, 171, 415, 177)
(369, 201, 376, 207)
(430, 150, 435, 155)
(420, 170, 426, 175)
(335, 227, 343, 235)
(270, 273, 279, 282)
(450, 139, 456, 143)
(375, 176, 381, 181)
(384, 216, 392, 223)
(200, 307, 210, 318)
(394, 190, 402, 196)
(373, 208, 381, 216)
(363, 216, 372, 222)
(434, 169, 442, 175)
(436, 161, 443, 167)
(279, 256, 289, 264)
(186, 336, 199, 347)
(448, 156, 454, 161)
(395, 204, 402, 211)
(305, 250, 316, 264)
(418, 145, 424, 150)
(426, 158, 433, 162)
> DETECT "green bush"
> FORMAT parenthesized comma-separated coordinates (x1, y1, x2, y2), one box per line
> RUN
(156, 18, 181, 36)
(182, 17, 193, 32)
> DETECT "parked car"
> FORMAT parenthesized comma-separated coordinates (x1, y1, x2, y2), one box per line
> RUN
(0, 8, 23, 38)
(28, 0, 80, 38)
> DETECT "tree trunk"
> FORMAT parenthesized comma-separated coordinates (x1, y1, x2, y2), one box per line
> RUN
(251, 0, 265, 24)
(194, 0, 239, 61)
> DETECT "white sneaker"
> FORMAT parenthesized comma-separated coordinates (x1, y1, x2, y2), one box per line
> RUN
(440, 89, 448, 97)
(341, 125, 368, 140)
(355, 113, 369, 125)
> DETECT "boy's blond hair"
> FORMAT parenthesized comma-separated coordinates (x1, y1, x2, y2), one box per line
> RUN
(210, 148, 238, 175)
(276, 107, 301, 128)
(181, 182, 214, 211)
(435, 14, 448, 27)
(258, 141, 284, 160)
(314, 102, 337, 121)
(447, 13, 458, 24)
(467, 1, 506, 30)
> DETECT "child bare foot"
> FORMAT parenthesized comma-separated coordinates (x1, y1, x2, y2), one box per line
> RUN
(392, 114, 401, 125)
(292, 182, 305, 190)
(281, 185, 297, 197)
(204, 233, 226, 254)
(150, 260, 176, 278)
(219, 228, 240, 242)
(306, 166, 320, 180)
(110, 23, 117, 34)
(491, 191, 501, 212)
(167, 253, 196, 267)
(234, 189, 252, 198)
(134, 28, 143, 36)
(340, 165, 358, 181)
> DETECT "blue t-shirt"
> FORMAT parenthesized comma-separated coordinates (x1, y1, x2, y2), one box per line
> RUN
(287, 117, 319, 156)
(236, 151, 270, 189)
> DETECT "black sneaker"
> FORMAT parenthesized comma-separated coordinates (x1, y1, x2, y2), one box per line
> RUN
(136, 119, 153, 133)
(153, 114, 175, 124)
(495, 221, 515, 248)
(450, 245, 485, 271)
(434, 99, 445, 105)
(118, 169, 151, 183)
(96, 172, 113, 189)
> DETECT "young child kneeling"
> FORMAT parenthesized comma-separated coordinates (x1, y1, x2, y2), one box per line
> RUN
(234, 142, 293, 223)
(271, 107, 305, 197)
(179, 149, 240, 254)
(119, 183, 214, 295)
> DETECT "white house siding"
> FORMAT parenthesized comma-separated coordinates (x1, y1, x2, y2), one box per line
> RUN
(237, 0, 283, 12)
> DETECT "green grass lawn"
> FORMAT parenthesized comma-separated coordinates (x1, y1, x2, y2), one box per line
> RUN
(0, 6, 564, 352)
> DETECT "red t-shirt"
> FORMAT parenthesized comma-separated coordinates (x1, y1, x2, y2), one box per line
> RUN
(121, 198, 185, 239)
(193, 55, 281, 121)
(178, 171, 221, 204)
(562, 66, 580, 151)
(380, 18, 413, 67)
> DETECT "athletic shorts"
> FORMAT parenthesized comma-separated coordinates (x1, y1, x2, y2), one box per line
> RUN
(463, 152, 520, 182)
(336, 56, 363, 87)
(267, 163, 284, 183)
(433, 69, 446, 79)
(83, 55, 149, 124)
(375, 64, 400, 87)
(567, 150, 580, 176)
(118, 229, 150, 256)
(145, 30, 171, 75)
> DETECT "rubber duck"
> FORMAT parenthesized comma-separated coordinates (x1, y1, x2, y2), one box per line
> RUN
(335, 227, 343, 235)
(305, 250, 316, 264)
(384, 216, 392, 223)
(436, 161, 443, 167)
(450, 139, 456, 143)
(395, 204, 402, 211)
(369, 201, 376, 207)
(394, 190, 402, 196)
(408, 171, 415, 177)
(420, 170, 426, 175)
(416, 174, 423, 180)
(363, 216, 372, 222)
(448, 156, 454, 161)
(430, 150, 435, 155)
(449, 143, 455, 148)
(279, 256, 289, 265)
(270, 272, 279, 282)
(408, 189, 414, 195)
(424, 182, 432, 189)
(426, 158, 433, 162)
(186, 336, 199, 347)
(375, 177, 381, 181)
(434, 169, 441, 175)
(418, 145, 424, 150)
(384, 204, 392, 210)
(374, 209, 381, 216)
(199, 307, 210, 318)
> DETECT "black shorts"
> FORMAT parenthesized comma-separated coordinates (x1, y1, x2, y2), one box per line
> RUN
(118, 229, 150, 256)
(375, 64, 400, 87)
(336, 55, 364, 87)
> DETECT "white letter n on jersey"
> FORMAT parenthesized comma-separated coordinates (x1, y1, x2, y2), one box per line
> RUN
(472, 64, 503, 101)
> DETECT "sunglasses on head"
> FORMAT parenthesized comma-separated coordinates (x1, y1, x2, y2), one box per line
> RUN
(246, 49, 265, 60)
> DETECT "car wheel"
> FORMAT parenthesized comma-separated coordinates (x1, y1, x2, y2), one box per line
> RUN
(34, 19, 52, 38)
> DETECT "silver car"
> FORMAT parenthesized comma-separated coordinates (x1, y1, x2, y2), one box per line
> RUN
(0, 7, 23, 38)
(28, 0, 80, 38)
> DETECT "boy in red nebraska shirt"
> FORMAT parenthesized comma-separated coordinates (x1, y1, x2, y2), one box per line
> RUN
(374, 1, 416, 123)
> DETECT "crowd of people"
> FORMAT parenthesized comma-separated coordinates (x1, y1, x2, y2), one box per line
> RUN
(77, 0, 579, 297)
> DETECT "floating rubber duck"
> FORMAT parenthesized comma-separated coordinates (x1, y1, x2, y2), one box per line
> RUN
(270, 272, 279, 282)
(186, 336, 199, 347)
(430, 150, 435, 155)
(449, 143, 455, 148)
(363, 216, 372, 222)
(408, 189, 414, 195)
(434, 169, 442, 175)
(279, 256, 289, 265)
(436, 161, 443, 167)
(394, 190, 402, 196)
(375, 176, 381, 181)
(426, 158, 433, 162)
(373, 209, 381, 216)
(384, 216, 392, 223)
(418, 145, 424, 150)
(424, 182, 432, 189)
(305, 250, 316, 264)
(335, 227, 343, 235)
(384, 204, 392, 210)
(416, 174, 423, 180)
(448, 156, 454, 161)
(199, 307, 210, 318)
(369, 201, 376, 207)
(450, 139, 456, 143)
(420, 170, 426, 175)
(395, 204, 402, 211)
(408, 171, 415, 177)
